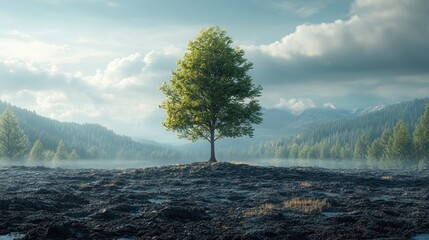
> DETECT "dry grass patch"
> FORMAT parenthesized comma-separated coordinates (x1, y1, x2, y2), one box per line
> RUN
(300, 181, 312, 188)
(283, 198, 329, 213)
(243, 203, 276, 217)
(381, 175, 393, 180)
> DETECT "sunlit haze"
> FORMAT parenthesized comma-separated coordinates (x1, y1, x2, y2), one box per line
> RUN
(1, 0, 428, 143)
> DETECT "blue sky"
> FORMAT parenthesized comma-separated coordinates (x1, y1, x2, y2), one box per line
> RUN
(0, 0, 428, 143)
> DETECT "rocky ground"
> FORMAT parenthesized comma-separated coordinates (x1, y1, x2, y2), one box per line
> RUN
(0, 162, 429, 239)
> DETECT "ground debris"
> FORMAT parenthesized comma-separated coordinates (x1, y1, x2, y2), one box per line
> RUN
(0, 162, 428, 239)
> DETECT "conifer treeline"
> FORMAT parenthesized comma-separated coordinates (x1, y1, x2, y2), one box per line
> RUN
(0, 102, 181, 162)
(1, 99, 428, 168)
(207, 99, 429, 169)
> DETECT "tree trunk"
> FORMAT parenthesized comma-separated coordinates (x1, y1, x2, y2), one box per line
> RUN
(209, 129, 217, 162)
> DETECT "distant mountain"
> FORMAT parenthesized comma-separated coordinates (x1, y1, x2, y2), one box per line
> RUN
(254, 107, 352, 140)
(207, 98, 429, 161)
(298, 98, 429, 146)
(0, 102, 180, 160)
(352, 104, 386, 116)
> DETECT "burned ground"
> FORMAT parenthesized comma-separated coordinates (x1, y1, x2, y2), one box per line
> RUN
(0, 162, 428, 239)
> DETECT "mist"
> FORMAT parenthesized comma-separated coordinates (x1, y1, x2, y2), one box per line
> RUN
(0, 157, 406, 170)
(0, 159, 193, 170)
(249, 158, 374, 169)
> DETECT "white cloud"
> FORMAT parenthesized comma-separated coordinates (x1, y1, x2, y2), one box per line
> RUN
(249, 0, 429, 66)
(274, 98, 316, 114)
(243, 0, 429, 110)
(258, 17, 355, 59)
(0, 32, 113, 68)
(88, 49, 178, 92)
(0, 46, 182, 141)
(92, 52, 144, 88)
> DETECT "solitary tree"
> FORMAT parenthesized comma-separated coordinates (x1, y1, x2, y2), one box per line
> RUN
(0, 106, 27, 160)
(160, 26, 263, 162)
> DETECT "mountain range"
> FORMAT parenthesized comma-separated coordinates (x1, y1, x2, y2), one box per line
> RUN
(1, 98, 427, 161)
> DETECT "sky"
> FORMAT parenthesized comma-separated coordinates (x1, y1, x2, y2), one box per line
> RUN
(0, 0, 428, 143)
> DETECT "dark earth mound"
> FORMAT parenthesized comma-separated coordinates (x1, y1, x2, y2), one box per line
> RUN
(1, 162, 429, 239)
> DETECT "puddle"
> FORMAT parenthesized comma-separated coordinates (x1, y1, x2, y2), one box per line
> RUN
(320, 192, 341, 198)
(411, 233, 429, 240)
(321, 212, 344, 217)
(368, 195, 393, 202)
(0, 233, 25, 240)
(129, 211, 144, 217)
(149, 198, 170, 204)
(399, 198, 422, 204)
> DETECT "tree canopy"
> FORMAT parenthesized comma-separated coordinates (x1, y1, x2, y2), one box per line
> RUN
(160, 26, 263, 162)
(0, 106, 27, 160)
(29, 139, 45, 161)
(414, 104, 429, 166)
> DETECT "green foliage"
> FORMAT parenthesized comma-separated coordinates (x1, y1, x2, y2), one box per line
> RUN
(0, 106, 27, 160)
(205, 99, 427, 169)
(0, 101, 180, 161)
(367, 138, 384, 167)
(160, 26, 262, 161)
(69, 149, 79, 160)
(413, 104, 429, 161)
(289, 143, 299, 159)
(300, 98, 429, 146)
(54, 140, 69, 161)
(353, 132, 369, 160)
(44, 150, 55, 161)
(29, 139, 45, 161)
(330, 143, 342, 160)
(340, 144, 353, 160)
(385, 121, 413, 168)
(319, 140, 330, 159)
(298, 145, 310, 159)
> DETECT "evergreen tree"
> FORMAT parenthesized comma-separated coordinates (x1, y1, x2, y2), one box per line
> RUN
(0, 106, 27, 160)
(353, 132, 370, 160)
(275, 146, 289, 159)
(289, 143, 299, 159)
(44, 150, 55, 161)
(308, 145, 320, 159)
(160, 26, 262, 162)
(319, 140, 331, 159)
(386, 121, 413, 168)
(330, 143, 342, 160)
(29, 139, 45, 161)
(379, 127, 392, 160)
(69, 149, 79, 160)
(54, 140, 69, 161)
(367, 138, 383, 167)
(340, 144, 352, 160)
(298, 145, 310, 159)
(413, 104, 429, 164)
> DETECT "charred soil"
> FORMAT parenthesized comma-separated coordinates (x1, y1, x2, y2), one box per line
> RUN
(0, 162, 428, 239)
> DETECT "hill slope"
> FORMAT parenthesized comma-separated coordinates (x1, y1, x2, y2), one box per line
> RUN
(255, 108, 351, 139)
(298, 98, 429, 146)
(0, 102, 179, 160)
